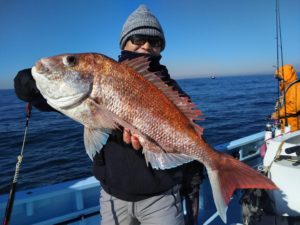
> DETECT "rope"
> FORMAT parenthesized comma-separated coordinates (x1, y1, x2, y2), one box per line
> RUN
(264, 140, 285, 174)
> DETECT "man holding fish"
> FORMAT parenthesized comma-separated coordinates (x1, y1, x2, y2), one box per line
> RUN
(14, 5, 204, 225)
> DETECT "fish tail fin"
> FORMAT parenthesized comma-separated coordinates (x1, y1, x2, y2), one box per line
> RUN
(205, 152, 277, 223)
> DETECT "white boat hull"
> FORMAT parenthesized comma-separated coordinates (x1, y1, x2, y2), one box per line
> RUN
(263, 130, 300, 216)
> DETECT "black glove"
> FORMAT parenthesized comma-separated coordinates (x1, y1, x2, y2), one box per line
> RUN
(14, 68, 55, 112)
(14, 68, 40, 102)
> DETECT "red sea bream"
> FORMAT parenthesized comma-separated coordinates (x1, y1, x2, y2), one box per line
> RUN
(31, 53, 277, 223)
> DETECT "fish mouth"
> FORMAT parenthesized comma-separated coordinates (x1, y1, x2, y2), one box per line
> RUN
(32, 56, 93, 110)
(34, 58, 51, 74)
(31, 66, 41, 77)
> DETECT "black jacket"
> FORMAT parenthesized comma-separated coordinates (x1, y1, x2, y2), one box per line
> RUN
(14, 51, 203, 201)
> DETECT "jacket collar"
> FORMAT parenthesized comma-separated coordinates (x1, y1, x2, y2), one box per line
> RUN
(118, 50, 161, 63)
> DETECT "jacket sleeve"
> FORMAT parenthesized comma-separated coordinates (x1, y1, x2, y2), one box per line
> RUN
(285, 85, 299, 115)
(14, 68, 55, 112)
(295, 84, 300, 114)
(276, 85, 299, 118)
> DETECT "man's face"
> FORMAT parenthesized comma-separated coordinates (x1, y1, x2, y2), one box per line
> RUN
(123, 35, 162, 56)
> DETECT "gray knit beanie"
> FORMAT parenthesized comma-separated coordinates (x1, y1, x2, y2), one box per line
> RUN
(120, 5, 165, 51)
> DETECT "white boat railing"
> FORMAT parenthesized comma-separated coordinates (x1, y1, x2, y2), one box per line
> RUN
(215, 131, 264, 159)
(0, 177, 101, 225)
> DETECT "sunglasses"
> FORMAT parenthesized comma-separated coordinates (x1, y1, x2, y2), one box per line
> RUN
(129, 35, 163, 48)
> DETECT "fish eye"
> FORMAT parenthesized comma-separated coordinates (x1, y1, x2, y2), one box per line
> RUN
(63, 55, 77, 67)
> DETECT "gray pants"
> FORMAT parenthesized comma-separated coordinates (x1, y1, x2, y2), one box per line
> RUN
(100, 185, 184, 225)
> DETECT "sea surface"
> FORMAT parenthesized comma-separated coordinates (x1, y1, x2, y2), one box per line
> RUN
(0, 75, 278, 194)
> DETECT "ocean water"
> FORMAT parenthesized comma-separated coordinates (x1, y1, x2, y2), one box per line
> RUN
(0, 75, 278, 194)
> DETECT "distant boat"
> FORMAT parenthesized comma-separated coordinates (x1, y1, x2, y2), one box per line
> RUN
(210, 75, 216, 79)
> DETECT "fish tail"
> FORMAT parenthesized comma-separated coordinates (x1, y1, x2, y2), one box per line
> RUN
(205, 151, 277, 223)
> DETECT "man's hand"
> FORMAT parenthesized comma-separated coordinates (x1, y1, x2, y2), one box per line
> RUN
(123, 128, 142, 150)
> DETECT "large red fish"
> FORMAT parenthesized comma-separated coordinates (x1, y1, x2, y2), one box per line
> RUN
(31, 53, 277, 222)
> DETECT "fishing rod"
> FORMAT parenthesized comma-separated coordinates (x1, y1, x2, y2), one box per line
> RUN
(2, 103, 32, 225)
(275, 0, 288, 129)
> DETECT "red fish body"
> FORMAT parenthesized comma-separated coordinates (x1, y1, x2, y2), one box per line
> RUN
(32, 53, 277, 222)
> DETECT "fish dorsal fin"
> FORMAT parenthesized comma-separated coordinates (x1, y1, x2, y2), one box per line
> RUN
(122, 56, 204, 134)
(121, 56, 151, 75)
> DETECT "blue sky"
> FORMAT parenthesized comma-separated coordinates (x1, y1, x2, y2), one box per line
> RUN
(0, 0, 299, 89)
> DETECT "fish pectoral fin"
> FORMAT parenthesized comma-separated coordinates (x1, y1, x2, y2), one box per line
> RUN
(133, 134, 195, 169)
(84, 127, 111, 160)
(143, 150, 194, 170)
